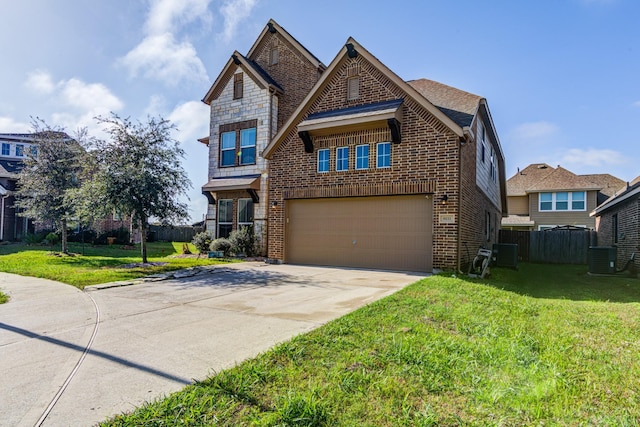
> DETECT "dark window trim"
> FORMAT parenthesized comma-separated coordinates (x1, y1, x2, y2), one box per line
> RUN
(219, 119, 258, 168)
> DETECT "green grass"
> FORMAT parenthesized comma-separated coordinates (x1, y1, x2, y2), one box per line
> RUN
(0, 290, 7, 304)
(102, 263, 640, 426)
(0, 241, 233, 288)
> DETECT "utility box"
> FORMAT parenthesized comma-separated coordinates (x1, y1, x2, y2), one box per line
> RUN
(492, 243, 518, 268)
(588, 246, 617, 274)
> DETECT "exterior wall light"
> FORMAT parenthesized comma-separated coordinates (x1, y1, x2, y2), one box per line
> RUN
(440, 195, 448, 205)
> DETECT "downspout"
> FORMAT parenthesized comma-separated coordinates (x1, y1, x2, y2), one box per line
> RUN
(0, 195, 7, 241)
(456, 128, 472, 273)
(265, 87, 276, 258)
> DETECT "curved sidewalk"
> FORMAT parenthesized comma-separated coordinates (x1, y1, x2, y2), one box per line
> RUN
(0, 273, 97, 427)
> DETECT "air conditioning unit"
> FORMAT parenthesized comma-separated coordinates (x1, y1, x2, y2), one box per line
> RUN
(588, 246, 617, 274)
(492, 243, 518, 268)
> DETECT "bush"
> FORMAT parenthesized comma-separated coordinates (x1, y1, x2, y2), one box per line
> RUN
(228, 225, 256, 256)
(210, 238, 232, 256)
(24, 231, 48, 245)
(45, 232, 59, 247)
(191, 231, 212, 254)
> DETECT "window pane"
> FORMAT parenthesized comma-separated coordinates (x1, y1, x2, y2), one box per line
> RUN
(15, 144, 24, 156)
(238, 199, 254, 223)
(337, 146, 348, 171)
(1, 143, 9, 156)
(218, 199, 233, 222)
(539, 193, 552, 211)
(239, 128, 256, 165)
(556, 192, 568, 201)
(540, 202, 552, 211)
(356, 145, 369, 170)
(377, 142, 390, 168)
(218, 224, 232, 239)
(317, 149, 329, 173)
(221, 132, 235, 149)
(540, 193, 552, 202)
(221, 150, 236, 166)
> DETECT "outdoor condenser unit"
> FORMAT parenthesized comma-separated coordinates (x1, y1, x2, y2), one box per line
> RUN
(492, 243, 518, 268)
(588, 246, 617, 274)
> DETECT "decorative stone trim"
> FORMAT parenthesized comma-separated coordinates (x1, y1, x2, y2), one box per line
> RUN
(283, 180, 436, 199)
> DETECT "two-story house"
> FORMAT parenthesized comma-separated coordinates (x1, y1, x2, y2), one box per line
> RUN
(502, 163, 624, 230)
(262, 38, 507, 272)
(200, 20, 325, 253)
(0, 133, 36, 241)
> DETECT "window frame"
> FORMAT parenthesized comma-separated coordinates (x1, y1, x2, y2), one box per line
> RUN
(336, 146, 349, 171)
(538, 191, 587, 212)
(239, 127, 256, 165)
(219, 120, 257, 168)
(317, 148, 330, 173)
(355, 144, 369, 170)
(376, 142, 391, 168)
(15, 144, 24, 157)
(218, 199, 233, 239)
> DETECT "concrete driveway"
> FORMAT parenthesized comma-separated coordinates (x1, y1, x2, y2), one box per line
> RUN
(0, 262, 424, 426)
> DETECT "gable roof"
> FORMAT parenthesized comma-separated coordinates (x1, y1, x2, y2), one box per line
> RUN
(246, 19, 325, 70)
(202, 19, 325, 105)
(0, 159, 23, 178)
(592, 176, 640, 216)
(506, 163, 555, 196)
(202, 51, 283, 105)
(526, 166, 602, 193)
(407, 79, 481, 128)
(579, 173, 625, 198)
(263, 37, 466, 159)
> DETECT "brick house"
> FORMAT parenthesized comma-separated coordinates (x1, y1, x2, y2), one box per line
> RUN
(502, 163, 624, 231)
(262, 38, 507, 272)
(0, 133, 36, 241)
(591, 176, 640, 272)
(200, 20, 325, 253)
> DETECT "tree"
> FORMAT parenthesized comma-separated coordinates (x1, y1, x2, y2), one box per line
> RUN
(14, 119, 86, 253)
(90, 114, 192, 263)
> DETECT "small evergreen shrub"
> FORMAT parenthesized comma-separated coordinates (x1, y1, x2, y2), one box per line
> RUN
(191, 231, 212, 254)
(210, 238, 232, 256)
(228, 225, 256, 256)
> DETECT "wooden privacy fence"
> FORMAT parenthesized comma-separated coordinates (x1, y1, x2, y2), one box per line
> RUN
(148, 225, 202, 242)
(499, 229, 597, 264)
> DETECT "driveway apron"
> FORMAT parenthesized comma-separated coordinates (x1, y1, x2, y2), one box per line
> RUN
(0, 262, 424, 426)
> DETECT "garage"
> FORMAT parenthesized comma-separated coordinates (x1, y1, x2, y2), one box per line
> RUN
(285, 195, 433, 272)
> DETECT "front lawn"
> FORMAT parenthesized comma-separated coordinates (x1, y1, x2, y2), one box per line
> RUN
(0, 241, 232, 288)
(101, 263, 640, 426)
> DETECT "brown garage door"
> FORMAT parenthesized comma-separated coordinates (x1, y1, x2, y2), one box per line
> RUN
(285, 195, 433, 272)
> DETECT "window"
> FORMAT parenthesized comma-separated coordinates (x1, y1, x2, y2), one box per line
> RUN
(239, 128, 256, 165)
(269, 46, 278, 65)
(30, 146, 38, 157)
(317, 148, 329, 173)
(612, 213, 619, 244)
(489, 148, 497, 182)
(238, 199, 254, 227)
(347, 76, 359, 100)
(336, 146, 349, 171)
(377, 142, 390, 168)
(15, 144, 24, 157)
(479, 123, 486, 163)
(219, 120, 257, 167)
(220, 131, 236, 167)
(218, 199, 233, 238)
(233, 73, 243, 99)
(539, 191, 586, 211)
(1, 143, 9, 156)
(355, 144, 369, 170)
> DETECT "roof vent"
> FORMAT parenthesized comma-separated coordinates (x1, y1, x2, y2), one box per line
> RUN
(537, 164, 547, 169)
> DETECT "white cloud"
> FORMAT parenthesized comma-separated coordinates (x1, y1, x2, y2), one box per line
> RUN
(510, 121, 559, 141)
(0, 116, 31, 132)
(59, 78, 123, 113)
(220, 0, 258, 42)
(168, 100, 209, 143)
(560, 148, 627, 168)
(146, 0, 212, 35)
(119, 33, 208, 85)
(25, 69, 56, 94)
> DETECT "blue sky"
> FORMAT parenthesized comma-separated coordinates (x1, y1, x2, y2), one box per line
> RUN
(2, 0, 638, 222)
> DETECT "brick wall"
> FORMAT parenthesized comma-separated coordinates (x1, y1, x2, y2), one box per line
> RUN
(596, 198, 640, 273)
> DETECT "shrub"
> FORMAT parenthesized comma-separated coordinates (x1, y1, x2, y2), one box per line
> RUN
(24, 231, 48, 245)
(228, 225, 256, 256)
(210, 238, 232, 256)
(45, 232, 59, 249)
(191, 231, 212, 254)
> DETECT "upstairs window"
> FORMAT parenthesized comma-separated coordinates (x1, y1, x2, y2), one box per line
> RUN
(377, 142, 390, 168)
(539, 191, 586, 211)
(355, 144, 369, 170)
(336, 146, 349, 171)
(233, 73, 243, 99)
(269, 46, 279, 65)
(15, 144, 24, 157)
(219, 120, 257, 167)
(317, 148, 329, 173)
(1, 143, 9, 156)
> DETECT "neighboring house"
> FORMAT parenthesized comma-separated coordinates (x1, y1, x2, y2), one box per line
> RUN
(591, 176, 640, 272)
(262, 38, 507, 272)
(502, 163, 624, 231)
(0, 133, 35, 241)
(200, 20, 326, 254)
